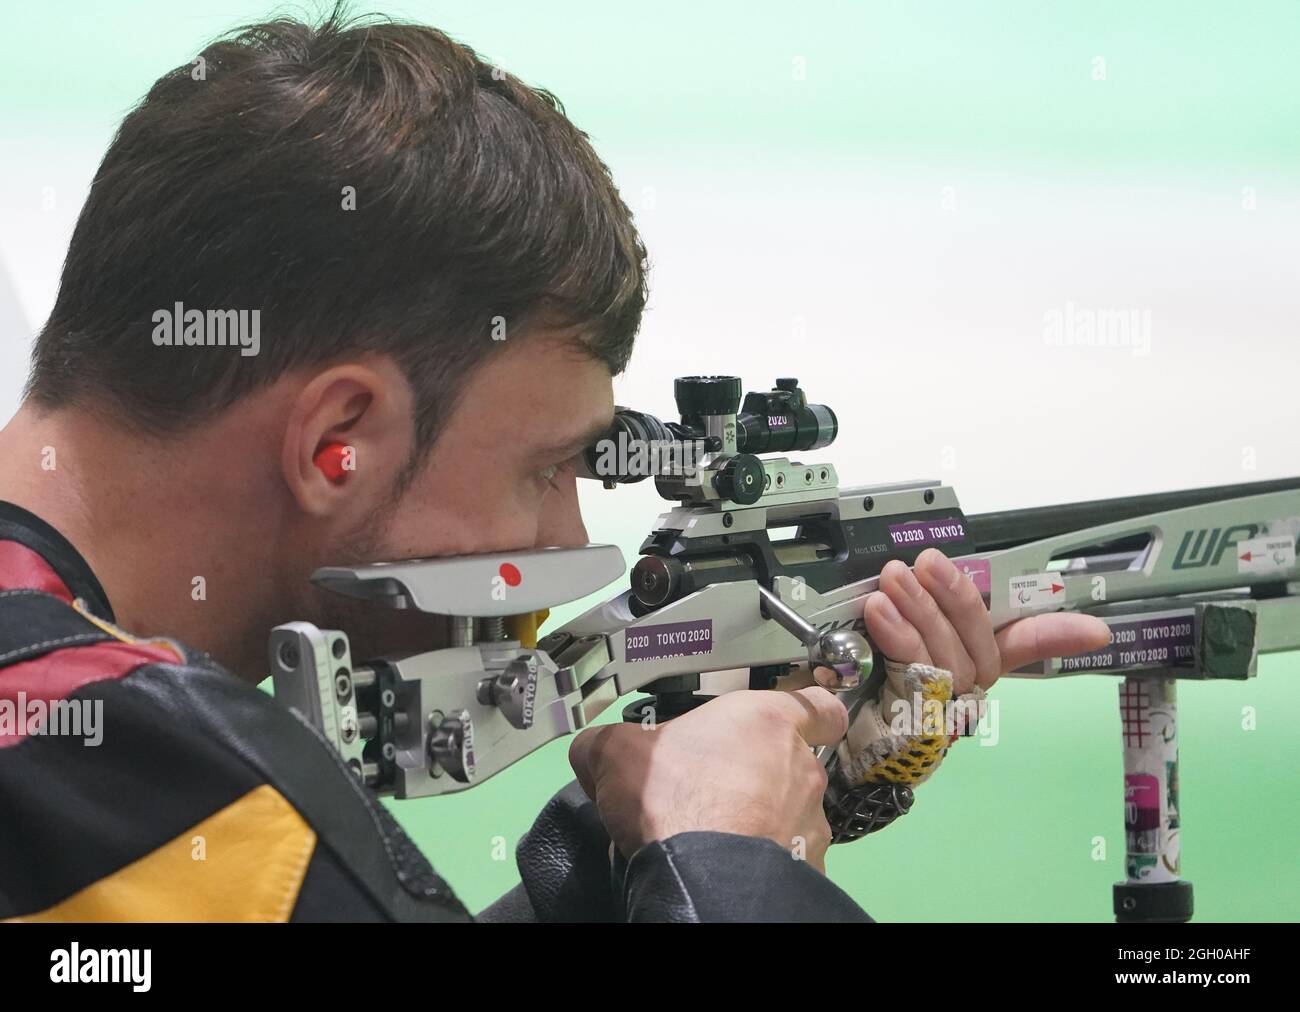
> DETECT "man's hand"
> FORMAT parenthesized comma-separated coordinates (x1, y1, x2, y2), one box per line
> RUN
(569, 687, 847, 871)
(570, 547, 1112, 872)
(866, 548, 1112, 693)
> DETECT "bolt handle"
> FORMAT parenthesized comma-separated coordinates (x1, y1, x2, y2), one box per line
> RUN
(756, 585, 871, 691)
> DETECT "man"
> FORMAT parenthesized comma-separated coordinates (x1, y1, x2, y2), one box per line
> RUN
(0, 9, 1108, 921)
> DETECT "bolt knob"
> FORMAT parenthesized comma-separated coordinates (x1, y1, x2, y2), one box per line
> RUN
(810, 629, 872, 692)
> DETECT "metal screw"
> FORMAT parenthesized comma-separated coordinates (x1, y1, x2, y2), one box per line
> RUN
(278, 641, 300, 669)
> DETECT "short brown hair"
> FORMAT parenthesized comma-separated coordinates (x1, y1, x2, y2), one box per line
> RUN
(27, 5, 647, 461)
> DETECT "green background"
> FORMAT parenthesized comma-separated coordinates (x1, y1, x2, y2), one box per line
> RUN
(3, 0, 1299, 164)
(1, 1, 1296, 920)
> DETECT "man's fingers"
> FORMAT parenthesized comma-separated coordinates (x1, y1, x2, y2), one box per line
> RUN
(862, 590, 933, 666)
(768, 685, 850, 747)
(914, 548, 1001, 689)
(568, 723, 622, 799)
(995, 612, 1112, 673)
(878, 559, 972, 679)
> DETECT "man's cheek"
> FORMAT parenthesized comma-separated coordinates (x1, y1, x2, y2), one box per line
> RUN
(537, 474, 587, 548)
(379, 509, 476, 560)
(384, 493, 542, 559)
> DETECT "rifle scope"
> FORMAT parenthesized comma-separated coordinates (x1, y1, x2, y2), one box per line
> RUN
(579, 376, 838, 486)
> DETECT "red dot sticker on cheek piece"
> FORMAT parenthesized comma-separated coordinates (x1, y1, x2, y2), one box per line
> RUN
(499, 563, 522, 587)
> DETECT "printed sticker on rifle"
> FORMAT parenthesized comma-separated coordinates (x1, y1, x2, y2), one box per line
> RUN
(956, 558, 991, 595)
(1236, 534, 1296, 575)
(1009, 572, 1066, 609)
(625, 619, 713, 662)
(887, 517, 967, 549)
(1060, 611, 1196, 673)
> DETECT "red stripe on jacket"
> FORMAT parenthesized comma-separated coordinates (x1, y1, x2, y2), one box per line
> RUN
(0, 540, 179, 747)
(0, 541, 77, 602)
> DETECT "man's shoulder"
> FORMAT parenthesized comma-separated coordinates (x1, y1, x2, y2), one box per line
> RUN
(0, 595, 469, 923)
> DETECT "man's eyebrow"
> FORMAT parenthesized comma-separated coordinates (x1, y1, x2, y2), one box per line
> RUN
(535, 415, 616, 458)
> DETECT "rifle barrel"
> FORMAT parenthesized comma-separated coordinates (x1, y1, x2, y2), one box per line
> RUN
(964, 476, 1300, 554)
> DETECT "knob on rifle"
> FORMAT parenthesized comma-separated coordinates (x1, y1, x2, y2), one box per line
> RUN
(632, 555, 680, 608)
(479, 656, 540, 730)
(713, 453, 765, 505)
(811, 627, 873, 692)
(674, 375, 743, 419)
(429, 710, 476, 783)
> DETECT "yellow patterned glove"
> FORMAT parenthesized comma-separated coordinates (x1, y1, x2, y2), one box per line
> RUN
(823, 660, 986, 842)
(835, 659, 953, 787)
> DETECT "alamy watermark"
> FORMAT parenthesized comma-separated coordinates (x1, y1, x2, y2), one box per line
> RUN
(50, 944, 150, 991)
(151, 302, 260, 357)
(589, 432, 708, 479)
(0, 692, 102, 746)
(886, 692, 999, 746)
(1043, 302, 1152, 357)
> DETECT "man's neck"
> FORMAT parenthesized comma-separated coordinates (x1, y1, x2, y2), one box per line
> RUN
(0, 401, 289, 682)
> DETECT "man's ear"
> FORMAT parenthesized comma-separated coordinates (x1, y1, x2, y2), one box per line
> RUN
(281, 359, 415, 517)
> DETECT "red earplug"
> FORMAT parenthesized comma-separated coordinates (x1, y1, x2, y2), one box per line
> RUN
(313, 442, 352, 484)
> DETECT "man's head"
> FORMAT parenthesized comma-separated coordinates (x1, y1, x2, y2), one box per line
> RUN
(10, 7, 646, 674)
